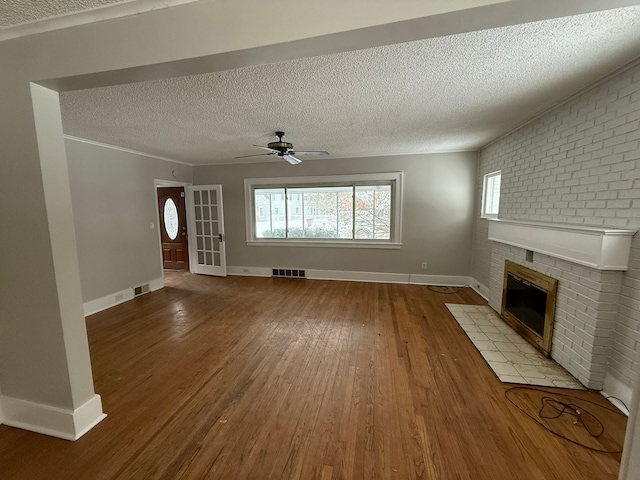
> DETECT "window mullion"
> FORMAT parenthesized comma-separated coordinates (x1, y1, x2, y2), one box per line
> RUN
(284, 187, 289, 238)
(351, 185, 355, 240)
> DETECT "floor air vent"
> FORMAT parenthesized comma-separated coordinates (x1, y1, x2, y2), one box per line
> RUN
(134, 283, 150, 297)
(272, 268, 306, 278)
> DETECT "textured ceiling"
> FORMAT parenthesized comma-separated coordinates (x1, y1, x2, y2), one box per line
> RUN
(0, 0, 133, 27)
(59, 7, 640, 165)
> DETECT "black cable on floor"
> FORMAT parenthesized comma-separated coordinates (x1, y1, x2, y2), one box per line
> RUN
(505, 386, 625, 453)
(427, 285, 463, 294)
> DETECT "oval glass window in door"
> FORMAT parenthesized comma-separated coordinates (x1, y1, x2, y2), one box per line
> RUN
(163, 198, 179, 240)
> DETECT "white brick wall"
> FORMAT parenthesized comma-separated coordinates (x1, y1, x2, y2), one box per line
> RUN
(473, 59, 640, 390)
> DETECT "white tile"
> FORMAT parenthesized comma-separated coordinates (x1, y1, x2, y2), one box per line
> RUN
(502, 351, 533, 365)
(513, 363, 547, 378)
(455, 315, 474, 325)
(474, 317, 495, 326)
(460, 324, 481, 333)
(490, 318, 506, 327)
(473, 340, 499, 351)
(499, 375, 527, 384)
(479, 325, 501, 334)
(516, 343, 538, 355)
(481, 351, 508, 363)
(468, 332, 489, 341)
(486, 333, 509, 343)
(523, 353, 548, 366)
(497, 326, 516, 335)
(525, 377, 556, 387)
(488, 361, 520, 376)
(495, 342, 521, 353)
(461, 305, 481, 312)
(552, 379, 584, 389)
(505, 334, 528, 345)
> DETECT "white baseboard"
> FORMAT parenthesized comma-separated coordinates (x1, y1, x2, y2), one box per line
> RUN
(602, 372, 633, 415)
(0, 394, 106, 440)
(227, 266, 471, 287)
(468, 277, 490, 300)
(83, 276, 164, 316)
(308, 269, 410, 283)
(227, 266, 273, 277)
(408, 274, 470, 286)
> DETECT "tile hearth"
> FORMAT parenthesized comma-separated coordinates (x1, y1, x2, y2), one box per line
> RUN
(446, 304, 583, 390)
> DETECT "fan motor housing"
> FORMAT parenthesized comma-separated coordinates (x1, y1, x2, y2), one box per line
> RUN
(267, 141, 293, 153)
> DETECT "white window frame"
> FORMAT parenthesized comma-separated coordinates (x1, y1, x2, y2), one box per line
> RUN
(481, 170, 501, 219)
(244, 172, 403, 249)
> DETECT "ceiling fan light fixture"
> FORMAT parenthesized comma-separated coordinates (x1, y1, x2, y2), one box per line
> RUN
(282, 154, 302, 165)
(235, 131, 328, 164)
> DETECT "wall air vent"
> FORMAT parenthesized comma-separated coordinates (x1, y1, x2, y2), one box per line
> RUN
(134, 283, 150, 297)
(272, 268, 306, 278)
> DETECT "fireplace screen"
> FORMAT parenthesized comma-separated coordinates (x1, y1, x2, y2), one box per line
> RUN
(501, 260, 558, 356)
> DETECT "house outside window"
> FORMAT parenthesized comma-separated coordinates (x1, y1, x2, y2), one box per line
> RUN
(244, 173, 403, 249)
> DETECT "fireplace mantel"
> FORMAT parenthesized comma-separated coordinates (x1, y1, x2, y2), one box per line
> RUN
(488, 219, 636, 271)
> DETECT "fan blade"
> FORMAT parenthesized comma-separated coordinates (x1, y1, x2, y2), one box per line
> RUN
(282, 154, 302, 165)
(289, 150, 329, 156)
(234, 152, 276, 159)
(253, 145, 280, 153)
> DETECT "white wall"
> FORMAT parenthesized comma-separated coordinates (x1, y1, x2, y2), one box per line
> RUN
(194, 153, 477, 277)
(471, 59, 640, 389)
(65, 139, 192, 304)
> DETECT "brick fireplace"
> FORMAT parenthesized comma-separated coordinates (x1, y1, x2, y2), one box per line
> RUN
(487, 219, 635, 389)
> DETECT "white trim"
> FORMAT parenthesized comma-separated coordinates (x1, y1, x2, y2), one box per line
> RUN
(469, 277, 490, 300)
(244, 172, 403, 247)
(155, 180, 193, 283)
(227, 265, 471, 287)
(480, 170, 501, 219)
(246, 240, 402, 249)
(0, 394, 106, 440)
(227, 266, 274, 277)
(186, 185, 227, 276)
(82, 276, 164, 316)
(488, 219, 636, 271)
(0, 0, 202, 41)
(155, 179, 192, 188)
(65, 135, 192, 166)
(408, 274, 470, 286)
(601, 372, 632, 416)
(310, 270, 410, 284)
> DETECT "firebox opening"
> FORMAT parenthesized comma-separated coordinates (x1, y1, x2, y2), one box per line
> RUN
(505, 273, 547, 337)
(501, 260, 558, 356)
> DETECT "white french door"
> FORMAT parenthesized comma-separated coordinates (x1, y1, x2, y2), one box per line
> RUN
(186, 185, 227, 276)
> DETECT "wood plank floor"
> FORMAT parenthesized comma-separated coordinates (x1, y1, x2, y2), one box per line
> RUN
(0, 273, 626, 479)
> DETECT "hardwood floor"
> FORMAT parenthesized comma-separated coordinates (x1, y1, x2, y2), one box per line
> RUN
(0, 273, 626, 479)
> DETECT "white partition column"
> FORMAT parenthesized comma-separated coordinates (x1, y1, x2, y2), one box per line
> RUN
(0, 83, 105, 440)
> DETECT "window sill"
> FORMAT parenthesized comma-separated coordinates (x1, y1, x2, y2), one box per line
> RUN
(246, 240, 402, 249)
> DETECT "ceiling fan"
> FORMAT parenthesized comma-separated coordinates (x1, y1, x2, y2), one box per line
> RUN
(235, 131, 329, 165)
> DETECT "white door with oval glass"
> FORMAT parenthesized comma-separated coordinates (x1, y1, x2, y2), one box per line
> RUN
(186, 185, 227, 276)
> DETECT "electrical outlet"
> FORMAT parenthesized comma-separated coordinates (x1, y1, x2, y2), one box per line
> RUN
(421, 262, 427, 270)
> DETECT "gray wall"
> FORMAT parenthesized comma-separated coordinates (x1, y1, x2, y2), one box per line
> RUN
(194, 152, 477, 276)
(471, 59, 640, 389)
(66, 139, 192, 303)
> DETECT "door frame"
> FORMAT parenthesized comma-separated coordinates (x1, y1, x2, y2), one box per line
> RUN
(154, 179, 193, 283)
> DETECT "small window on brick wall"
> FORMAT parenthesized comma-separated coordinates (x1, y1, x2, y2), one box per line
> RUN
(482, 171, 501, 218)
